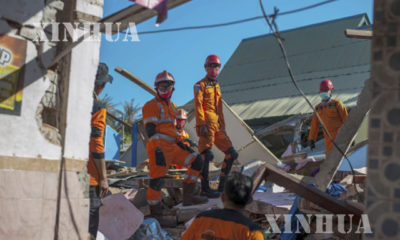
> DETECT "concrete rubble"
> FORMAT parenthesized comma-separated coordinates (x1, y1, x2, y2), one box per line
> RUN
(101, 139, 368, 240)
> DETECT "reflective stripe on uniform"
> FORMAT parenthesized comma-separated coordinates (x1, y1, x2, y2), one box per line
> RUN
(183, 174, 198, 181)
(143, 117, 160, 124)
(159, 118, 175, 124)
(184, 152, 198, 167)
(155, 99, 175, 124)
(147, 198, 162, 205)
(150, 133, 175, 142)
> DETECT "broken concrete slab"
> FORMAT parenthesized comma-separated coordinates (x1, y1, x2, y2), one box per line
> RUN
(245, 192, 295, 215)
(174, 198, 223, 223)
(99, 193, 144, 240)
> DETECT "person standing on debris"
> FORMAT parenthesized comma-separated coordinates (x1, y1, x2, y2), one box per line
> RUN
(87, 63, 113, 239)
(308, 79, 348, 154)
(180, 172, 264, 240)
(173, 109, 196, 169)
(194, 54, 239, 198)
(142, 70, 208, 215)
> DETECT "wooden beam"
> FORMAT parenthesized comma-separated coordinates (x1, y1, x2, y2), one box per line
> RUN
(115, 66, 157, 96)
(101, 0, 191, 34)
(115, 66, 191, 110)
(344, 29, 372, 39)
(255, 113, 312, 138)
(261, 163, 364, 220)
(107, 112, 132, 129)
(51, 0, 191, 67)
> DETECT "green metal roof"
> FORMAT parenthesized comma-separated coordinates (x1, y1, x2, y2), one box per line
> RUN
(218, 14, 371, 122)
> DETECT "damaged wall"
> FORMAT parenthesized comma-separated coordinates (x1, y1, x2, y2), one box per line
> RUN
(0, 0, 104, 239)
(366, 1, 400, 239)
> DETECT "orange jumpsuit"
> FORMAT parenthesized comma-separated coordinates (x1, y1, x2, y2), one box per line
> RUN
(308, 98, 348, 153)
(180, 208, 264, 240)
(194, 77, 233, 154)
(173, 128, 191, 169)
(87, 99, 106, 186)
(143, 95, 202, 205)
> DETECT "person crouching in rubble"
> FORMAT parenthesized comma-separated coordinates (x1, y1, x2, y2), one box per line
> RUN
(307, 79, 348, 154)
(142, 70, 208, 215)
(181, 172, 264, 240)
(172, 109, 197, 169)
(87, 63, 113, 239)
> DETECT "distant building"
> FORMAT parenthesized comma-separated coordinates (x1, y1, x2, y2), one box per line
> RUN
(217, 14, 371, 154)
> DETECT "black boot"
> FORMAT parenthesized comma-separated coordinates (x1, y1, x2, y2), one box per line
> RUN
(218, 175, 228, 193)
(218, 147, 238, 192)
(200, 158, 220, 198)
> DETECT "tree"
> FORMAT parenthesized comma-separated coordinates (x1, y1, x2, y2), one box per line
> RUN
(98, 95, 141, 149)
(119, 98, 141, 145)
(99, 94, 118, 130)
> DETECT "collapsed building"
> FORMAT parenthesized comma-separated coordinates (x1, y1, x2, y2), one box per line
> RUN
(1, 0, 400, 240)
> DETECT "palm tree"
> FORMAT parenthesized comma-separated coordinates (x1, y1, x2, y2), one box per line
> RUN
(119, 98, 141, 145)
(99, 94, 119, 129)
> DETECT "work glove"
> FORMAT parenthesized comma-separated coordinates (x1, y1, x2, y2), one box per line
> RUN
(199, 125, 209, 137)
(309, 140, 315, 150)
(186, 139, 197, 148)
(177, 141, 195, 153)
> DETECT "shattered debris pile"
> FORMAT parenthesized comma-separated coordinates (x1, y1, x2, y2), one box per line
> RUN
(100, 148, 367, 240)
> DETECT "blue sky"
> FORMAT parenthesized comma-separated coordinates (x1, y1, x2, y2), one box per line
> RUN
(99, 0, 373, 117)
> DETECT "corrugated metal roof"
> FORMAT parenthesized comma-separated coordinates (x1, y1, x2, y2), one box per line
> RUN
(218, 14, 371, 121)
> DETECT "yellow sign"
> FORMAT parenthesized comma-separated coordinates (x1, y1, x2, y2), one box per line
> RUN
(0, 35, 27, 115)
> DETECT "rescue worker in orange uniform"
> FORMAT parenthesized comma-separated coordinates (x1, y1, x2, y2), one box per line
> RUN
(87, 63, 113, 239)
(308, 79, 348, 154)
(143, 71, 208, 214)
(194, 54, 238, 198)
(176, 109, 196, 148)
(173, 109, 196, 169)
(180, 172, 264, 240)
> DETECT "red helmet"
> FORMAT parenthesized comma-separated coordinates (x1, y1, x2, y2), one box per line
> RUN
(204, 54, 221, 67)
(320, 79, 334, 91)
(154, 70, 175, 87)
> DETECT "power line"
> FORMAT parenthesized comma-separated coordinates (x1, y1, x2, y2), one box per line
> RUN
(258, 0, 360, 194)
(121, 0, 338, 35)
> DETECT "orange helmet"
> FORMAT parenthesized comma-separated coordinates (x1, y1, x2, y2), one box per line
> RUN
(176, 109, 187, 120)
(154, 70, 175, 87)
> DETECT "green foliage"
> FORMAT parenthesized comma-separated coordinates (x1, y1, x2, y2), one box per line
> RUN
(99, 95, 141, 147)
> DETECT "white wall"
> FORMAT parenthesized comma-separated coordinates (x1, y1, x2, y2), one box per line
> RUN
(0, 33, 62, 159)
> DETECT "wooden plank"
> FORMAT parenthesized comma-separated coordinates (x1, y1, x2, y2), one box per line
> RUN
(100, 0, 191, 33)
(260, 163, 364, 221)
(345, 29, 373, 39)
(115, 66, 157, 96)
(255, 113, 312, 138)
(280, 152, 307, 161)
